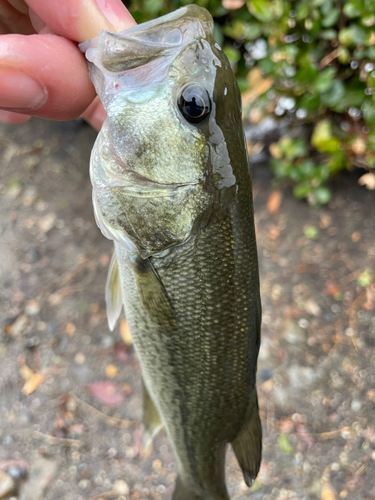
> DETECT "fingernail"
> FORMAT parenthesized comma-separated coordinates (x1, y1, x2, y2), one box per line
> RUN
(0, 68, 47, 110)
(94, 0, 136, 32)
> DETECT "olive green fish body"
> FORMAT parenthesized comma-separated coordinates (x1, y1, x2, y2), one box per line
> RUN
(81, 6, 261, 498)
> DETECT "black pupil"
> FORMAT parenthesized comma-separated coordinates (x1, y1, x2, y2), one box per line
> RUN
(179, 85, 210, 123)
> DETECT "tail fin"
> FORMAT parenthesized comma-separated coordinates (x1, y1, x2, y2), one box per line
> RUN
(172, 476, 229, 500)
(231, 396, 262, 487)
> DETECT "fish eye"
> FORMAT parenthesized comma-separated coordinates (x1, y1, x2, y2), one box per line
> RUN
(178, 84, 211, 124)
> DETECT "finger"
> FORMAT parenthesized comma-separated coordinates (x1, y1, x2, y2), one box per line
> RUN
(0, 34, 96, 120)
(0, 0, 35, 34)
(25, 0, 136, 41)
(81, 96, 106, 131)
(0, 109, 30, 123)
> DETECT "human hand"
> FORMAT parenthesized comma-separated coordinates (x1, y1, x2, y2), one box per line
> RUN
(0, 0, 136, 130)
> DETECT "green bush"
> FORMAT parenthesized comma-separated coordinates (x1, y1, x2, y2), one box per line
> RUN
(125, 0, 375, 204)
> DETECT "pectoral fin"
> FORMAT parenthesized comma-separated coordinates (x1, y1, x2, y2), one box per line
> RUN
(142, 379, 163, 450)
(130, 255, 174, 327)
(231, 396, 262, 487)
(105, 250, 123, 331)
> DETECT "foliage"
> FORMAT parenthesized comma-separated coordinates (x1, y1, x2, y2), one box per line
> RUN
(124, 0, 375, 204)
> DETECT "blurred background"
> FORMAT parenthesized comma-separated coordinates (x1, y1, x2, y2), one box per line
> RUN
(1, 1, 375, 499)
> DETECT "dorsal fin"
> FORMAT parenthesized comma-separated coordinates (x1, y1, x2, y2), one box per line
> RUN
(105, 249, 123, 331)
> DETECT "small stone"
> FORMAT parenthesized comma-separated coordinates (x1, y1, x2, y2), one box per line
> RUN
(22, 186, 38, 206)
(38, 213, 56, 233)
(113, 479, 130, 495)
(78, 480, 89, 489)
(298, 318, 309, 329)
(9, 315, 28, 336)
(304, 299, 321, 316)
(106, 448, 117, 458)
(74, 353, 85, 365)
(351, 400, 361, 412)
(7, 466, 27, 480)
(25, 300, 40, 316)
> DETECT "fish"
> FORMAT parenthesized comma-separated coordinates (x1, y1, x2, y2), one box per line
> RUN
(80, 5, 262, 499)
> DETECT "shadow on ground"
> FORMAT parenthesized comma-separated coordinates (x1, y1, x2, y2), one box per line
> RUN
(0, 119, 374, 500)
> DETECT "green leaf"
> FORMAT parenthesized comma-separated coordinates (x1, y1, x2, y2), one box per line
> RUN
(339, 25, 368, 46)
(337, 46, 350, 64)
(363, 102, 375, 128)
(278, 433, 293, 455)
(223, 46, 241, 63)
(312, 186, 331, 204)
(299, 93, 321, 112)
(321, 8, 340, 27)
(143, 0, 164, 16)
(294, 182, 312, 199)
(343, 1, 363, 18)
(313, 67, 336, 93)
(357, 269, 373, 287)
(320, 29, 338, 40)
(328, 151, 347, 174)
(321, 80, 345, 107)
(247, 0, 284, 22)
(247, 0, 274, 21)
(311, 120, 340, 153)
(304, 225, 319, 239)
(213, 23, 224, 46)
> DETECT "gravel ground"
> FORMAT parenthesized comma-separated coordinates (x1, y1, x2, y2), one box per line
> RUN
(0, 118, 374, 500)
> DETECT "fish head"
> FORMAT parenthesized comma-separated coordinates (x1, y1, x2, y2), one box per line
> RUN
(81, 5, 244, 258)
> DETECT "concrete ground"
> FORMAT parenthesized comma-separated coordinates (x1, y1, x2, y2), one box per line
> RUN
(0, 118, 374, 500)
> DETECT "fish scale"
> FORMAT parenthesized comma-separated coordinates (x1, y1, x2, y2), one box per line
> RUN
(81, 5, 262, 499)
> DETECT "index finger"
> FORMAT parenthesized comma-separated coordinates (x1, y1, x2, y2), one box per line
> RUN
(26, 0, 135, 41)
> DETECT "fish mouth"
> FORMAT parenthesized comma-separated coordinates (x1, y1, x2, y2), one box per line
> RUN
(92, 146, 201, 197)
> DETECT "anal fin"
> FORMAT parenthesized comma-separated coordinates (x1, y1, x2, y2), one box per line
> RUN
(142, 379, 163, 450)
(231, 396, 262, 487)
(105, 249, 123, 331)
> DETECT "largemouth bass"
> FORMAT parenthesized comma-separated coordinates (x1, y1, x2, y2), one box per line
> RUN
(81, 5, 262, 499)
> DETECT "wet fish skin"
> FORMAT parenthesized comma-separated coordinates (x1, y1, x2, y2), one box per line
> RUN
(81, 5, 262, 499)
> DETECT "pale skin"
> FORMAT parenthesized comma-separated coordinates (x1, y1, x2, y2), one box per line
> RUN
(0, 0, 136, 131)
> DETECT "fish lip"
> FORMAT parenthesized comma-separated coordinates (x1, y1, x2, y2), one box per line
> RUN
(79, 5, 213, 54)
